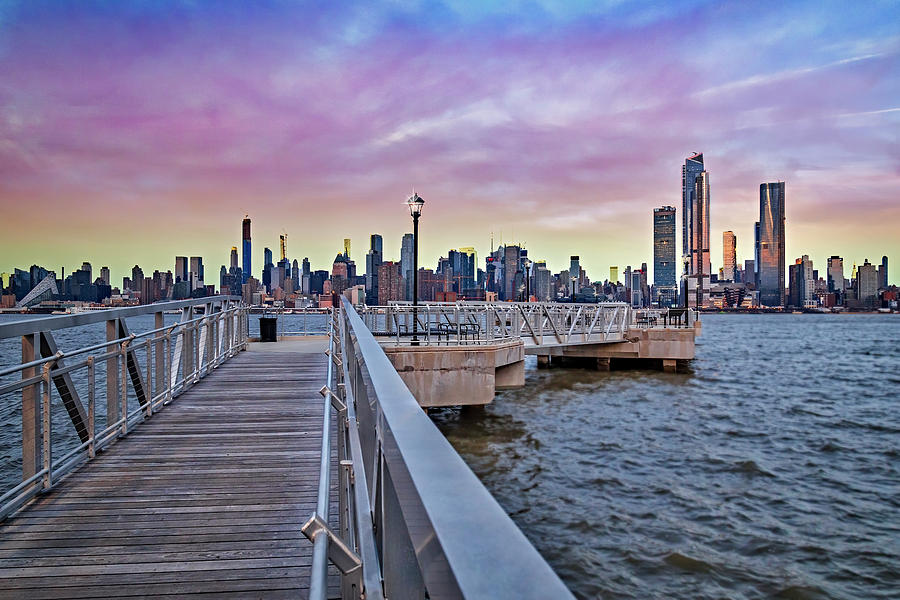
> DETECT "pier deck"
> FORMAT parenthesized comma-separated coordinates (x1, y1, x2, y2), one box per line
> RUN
(0, 342, 335, 599)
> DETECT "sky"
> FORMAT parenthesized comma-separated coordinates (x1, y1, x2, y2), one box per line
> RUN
(1, 0, 898, 284)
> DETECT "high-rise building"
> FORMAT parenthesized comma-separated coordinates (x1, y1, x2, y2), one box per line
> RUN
(788, 255, 814, 308)
(400, 233, 414, 301)
(879, 256, 888, 290)
(230, 247, 238, 270)
(533, 261, 551, 301)
(609, 266, 618, 284)
(80, 262, 92, 282)
(377, 261, 403, 304)
(653, 206, 676, 306)
(343, 238, 351, 259)
(131, 265, 144, 295)
(189, 256, 204, 290)
(242, 216, 251, 284)
(681, 153, 711, 307)
(370, 234, 383, 255)
(366, 235, 383, 305)
(175, 256, 188, 283)
(262, 247, 274, 290)
(758, 182, 786, 307)
(722, 231, 736, 282)
(568, 256, 580, 295)
(99, 266, 110, 286)
(827, 256, 844, 294)
(857, 260, 878, 306)
(302, 257, 311, 294)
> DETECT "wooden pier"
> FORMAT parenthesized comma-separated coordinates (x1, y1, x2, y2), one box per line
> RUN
(0, 343, 336, 599)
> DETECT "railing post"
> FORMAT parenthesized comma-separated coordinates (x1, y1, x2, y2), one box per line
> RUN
(120, 337, 130, 435)
(154, 312, 165, 399)
(106, 318, 120, 427)
(87, 356, 95, 459)
(41, 362, 52, 490)
(145, 338, 153, 418)
(165, 330, 173, 403)
(21, 333, 40, 486)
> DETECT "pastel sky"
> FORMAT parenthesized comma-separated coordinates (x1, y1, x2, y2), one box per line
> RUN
(1, 0, 898, 284)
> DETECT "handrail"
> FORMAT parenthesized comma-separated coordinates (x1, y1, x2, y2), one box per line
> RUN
(0, 296, 241, 339)
(0, 298, 249, 520)
(333, 296, 573, 598)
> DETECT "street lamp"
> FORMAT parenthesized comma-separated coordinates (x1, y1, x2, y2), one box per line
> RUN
(524, 258, 532, 302)
(571, 276, 576, 303)
(406, 192, 425, 345)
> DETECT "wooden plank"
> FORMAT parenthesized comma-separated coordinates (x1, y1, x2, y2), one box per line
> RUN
(0, 349, 336, 598)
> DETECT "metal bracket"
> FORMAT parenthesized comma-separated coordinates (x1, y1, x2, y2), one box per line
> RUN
(301, 513, 363, 577)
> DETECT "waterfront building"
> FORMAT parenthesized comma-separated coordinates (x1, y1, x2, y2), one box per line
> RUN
(242, 216, 251, 284)
(653, 206, 677, 307)
(723, 231, 736, 281)
(378, 261, 403, 304)
(857, 260, 878, 306)
(400, 233, 414, 301)
(827, 256, 844, 296)
(189, 257, 204, 291)
(569, 256, 580, 295)
(788, 255, 815, 308)
(175, 256, 188, 284)
(681, 153, 711, 307)
(757, 182, 786, 307)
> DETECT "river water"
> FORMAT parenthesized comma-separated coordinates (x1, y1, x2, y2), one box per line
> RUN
(1, 312, 897, 598)
(433, 313, 899, 600)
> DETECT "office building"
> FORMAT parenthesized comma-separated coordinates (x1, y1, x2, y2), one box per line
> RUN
(653, 206, 676, 306)
(788, 255, 814, 308)
(857, 260, 878, 306)
(230, 247, 238, 270)
(609, 266, 618, 284)
(241, 216, 251, 284)
(175, 256, 188, 283)
(681, 153, 711, 308)
(827, 256, 844, 295)
(99, 266, 110, 286)
(722, 231, 736, 282)
(189, 257, 204, 290)
(879, 256, 888, 290)
(757, 182, 786, 307)
(400, 233, 414, 301)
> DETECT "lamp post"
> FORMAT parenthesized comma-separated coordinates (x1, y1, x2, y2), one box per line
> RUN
(524, 258, 532, 302)
(571, 276, 576, 303)
(406, 192, 425, 345)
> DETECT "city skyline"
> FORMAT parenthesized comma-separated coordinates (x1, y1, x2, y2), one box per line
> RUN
(1, 1, 899, 278)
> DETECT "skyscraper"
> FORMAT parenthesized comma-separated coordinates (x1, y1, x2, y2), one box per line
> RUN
(609, 266, 618, 284)
(400, 233, 414, 301)
(366, 234, 383, 304)
(569, 256, 580, 295)
(99, 266, 110, 286)
(262, 247, 273, 290)
(879, 256, 888, 290)
(230, 247, 238, 270)
(175, 256, 188, 283)
(681, 153, 711, 307)
(722, 231, 736, 282)
(653, 206, 676, 307)
(242, 216, 251, 284)
(758, 182, 786, 307)
(827, 256, 844, 295)
(857, 259, 878, 306)
(189, 256, 204, 290)
(343, 238, 351, 259)
(370, 234, 383, 255)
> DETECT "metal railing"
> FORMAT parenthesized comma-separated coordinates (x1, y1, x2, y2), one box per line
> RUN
(303, 297, 574, 599)
(247, 306, 332, 338)
(0, 297, 248, 520)
(356, 302, 698, 346)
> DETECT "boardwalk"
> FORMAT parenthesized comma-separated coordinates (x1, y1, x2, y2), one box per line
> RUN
(0, 341, 335, 599)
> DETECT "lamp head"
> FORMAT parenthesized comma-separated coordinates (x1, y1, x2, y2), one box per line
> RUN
(406, 192, 425, 217)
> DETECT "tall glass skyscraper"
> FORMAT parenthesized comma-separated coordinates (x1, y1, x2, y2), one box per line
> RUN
(722, 231, 736, 281)
(682, 153, 710, 277)
(653, 206, 676, 307)
(241, 216, 251, 284)
(681, 153, 710, 307)
(758, 182, 786, 307)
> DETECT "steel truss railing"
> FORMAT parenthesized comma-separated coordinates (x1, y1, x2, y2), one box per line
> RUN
(0, 297, 248, 520)
(303, 297, 574, 600)
(357, 301, 697, 346)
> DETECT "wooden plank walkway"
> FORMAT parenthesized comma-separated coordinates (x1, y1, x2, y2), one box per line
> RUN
(0, 345, 337, 599)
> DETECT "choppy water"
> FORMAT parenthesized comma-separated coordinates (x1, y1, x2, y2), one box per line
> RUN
(433, 314, 900, 600)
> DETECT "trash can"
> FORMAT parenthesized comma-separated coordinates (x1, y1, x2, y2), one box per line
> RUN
(259, 317, 278, 342)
